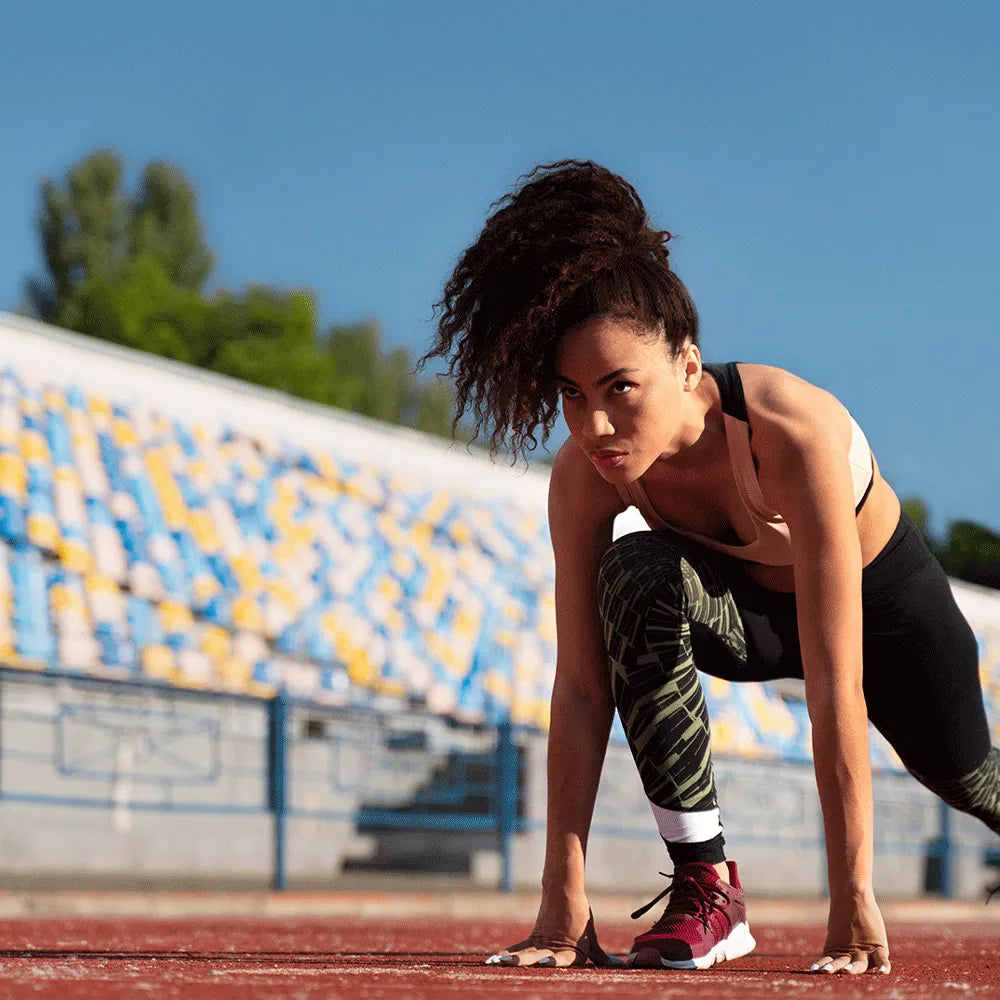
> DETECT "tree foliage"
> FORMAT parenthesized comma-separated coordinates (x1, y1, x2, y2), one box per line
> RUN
(23, 148, 460, 443)
(901, 497, 1000, 591)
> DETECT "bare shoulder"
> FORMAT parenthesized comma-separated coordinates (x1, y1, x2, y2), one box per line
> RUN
(548, 437, 623, 544)
(736, 362, 853, 451)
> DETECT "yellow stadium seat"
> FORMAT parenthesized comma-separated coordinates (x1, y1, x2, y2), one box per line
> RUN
(141, 644, 174, 680)
(231, 594, 264, 632)
(58, 538, 93, 574)
(0, 453, 26, 495)
(217, 655, 254, 692)
(21, 429, 51, 463)
(27, 513, 59, 552)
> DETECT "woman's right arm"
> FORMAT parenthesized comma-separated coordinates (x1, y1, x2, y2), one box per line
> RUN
(487, 441, 622, 967)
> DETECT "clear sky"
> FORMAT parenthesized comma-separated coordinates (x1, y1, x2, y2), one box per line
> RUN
(3, 1, 997, 535)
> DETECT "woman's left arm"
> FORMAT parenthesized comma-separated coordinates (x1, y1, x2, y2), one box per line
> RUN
(762, 404, 891, 976)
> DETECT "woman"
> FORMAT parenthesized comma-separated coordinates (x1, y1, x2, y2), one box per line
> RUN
(420, 160, 1000, 974)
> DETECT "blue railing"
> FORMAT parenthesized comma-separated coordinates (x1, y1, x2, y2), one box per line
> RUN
(0, 667, 524, 891)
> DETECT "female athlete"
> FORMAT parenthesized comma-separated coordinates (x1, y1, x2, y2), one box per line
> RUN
(420, 160, 1000, 974)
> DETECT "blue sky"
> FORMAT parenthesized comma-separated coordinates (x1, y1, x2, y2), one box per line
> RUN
(3, 1, 997, 535)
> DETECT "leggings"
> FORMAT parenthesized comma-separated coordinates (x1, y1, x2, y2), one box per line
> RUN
(597, 511, 1000, 848)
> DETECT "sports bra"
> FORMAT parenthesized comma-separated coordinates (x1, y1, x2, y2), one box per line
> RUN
(612, 362, 875, 566)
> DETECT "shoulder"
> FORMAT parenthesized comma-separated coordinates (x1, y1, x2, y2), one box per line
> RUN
(736, 362, 854, 454)
(735, 364, 864, 522)
(548, 437, 624, 542)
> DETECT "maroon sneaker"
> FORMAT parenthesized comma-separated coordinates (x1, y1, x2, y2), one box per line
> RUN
(627, 861, 756, 969)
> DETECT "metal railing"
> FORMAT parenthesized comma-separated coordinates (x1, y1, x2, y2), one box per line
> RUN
(0, 667, 524, 890)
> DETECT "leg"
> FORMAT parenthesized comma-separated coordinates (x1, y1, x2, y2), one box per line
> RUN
(860, 513, 1000, 835)
(597, 529, 748, 864)
(598, 529, 758, 968)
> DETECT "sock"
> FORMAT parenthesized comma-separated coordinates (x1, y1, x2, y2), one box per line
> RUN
(649, 803, 727, 866)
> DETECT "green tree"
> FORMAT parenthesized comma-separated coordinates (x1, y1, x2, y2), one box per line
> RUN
(900, 496, 1000, 590)
(130, 162, 213, 291)
(71, 255, 207, 362)
(24, 149, 213, 333)
(940, 520, 1000, 591)
(25, 150, 128, 325)
(23, 148, 464, 442)
(210, 288, 337, 403)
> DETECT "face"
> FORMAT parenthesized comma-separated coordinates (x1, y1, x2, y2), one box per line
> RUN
(553, 315, 702, 482)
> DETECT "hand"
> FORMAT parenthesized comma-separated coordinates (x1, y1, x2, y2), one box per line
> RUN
(485, 895, 622, 968)
(810, 888, 890, 975)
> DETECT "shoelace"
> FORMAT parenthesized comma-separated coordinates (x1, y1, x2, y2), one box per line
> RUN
(631, 870, 732, 931)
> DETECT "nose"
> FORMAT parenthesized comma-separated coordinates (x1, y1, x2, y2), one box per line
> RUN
(585, 407, 615, 439)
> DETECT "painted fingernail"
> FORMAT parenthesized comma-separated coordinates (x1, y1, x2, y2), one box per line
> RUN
(880, 965, 890, 973)
(538, 957, 555, 967)
(821, 964, 833, 972)
(485, 954, 500, 965)
(809, 964, 819, 972)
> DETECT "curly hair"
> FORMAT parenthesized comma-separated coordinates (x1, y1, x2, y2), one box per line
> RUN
(420, 159, 699, 463)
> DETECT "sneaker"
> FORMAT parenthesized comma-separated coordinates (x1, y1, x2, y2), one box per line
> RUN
(627, 861, 756, 970)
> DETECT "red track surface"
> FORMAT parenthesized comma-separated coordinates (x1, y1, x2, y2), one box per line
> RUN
(1, 914, 998, 999)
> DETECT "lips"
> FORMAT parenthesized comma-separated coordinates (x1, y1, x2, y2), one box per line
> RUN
(590, 450, 627, 469)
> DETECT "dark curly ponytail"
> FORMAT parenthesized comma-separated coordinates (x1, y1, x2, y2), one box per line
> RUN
(420, 159, 699, 463)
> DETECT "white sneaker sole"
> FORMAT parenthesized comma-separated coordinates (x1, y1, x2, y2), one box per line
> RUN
(628, 921, 757, 970)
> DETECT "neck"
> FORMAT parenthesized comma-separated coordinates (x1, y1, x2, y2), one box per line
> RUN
(655, 378, 726, 472)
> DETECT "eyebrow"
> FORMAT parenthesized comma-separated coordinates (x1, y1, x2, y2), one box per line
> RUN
(553, 367, 641, 388)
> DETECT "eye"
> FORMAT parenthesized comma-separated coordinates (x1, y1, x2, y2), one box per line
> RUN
(557, 386, 580, 400)
(610, 381, 634, 395)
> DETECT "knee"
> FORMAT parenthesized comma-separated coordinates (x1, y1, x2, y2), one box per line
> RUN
(597, 530, 686, 625)
(912, 747, 1000, 837)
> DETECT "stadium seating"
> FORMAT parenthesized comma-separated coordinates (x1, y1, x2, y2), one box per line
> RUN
(0, 356, 997, 770)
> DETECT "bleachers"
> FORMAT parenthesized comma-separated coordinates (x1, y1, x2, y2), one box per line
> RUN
(1, 313, 999, 770)
(0, 362, 560, 728)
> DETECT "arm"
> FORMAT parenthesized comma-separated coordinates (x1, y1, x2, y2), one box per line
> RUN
(489, 440, 621, 967)
(541, 443, 620, 899)
(759, 388, 890, 976)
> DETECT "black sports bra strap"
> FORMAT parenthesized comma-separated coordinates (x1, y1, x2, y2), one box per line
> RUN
(702, 361, 749, 423)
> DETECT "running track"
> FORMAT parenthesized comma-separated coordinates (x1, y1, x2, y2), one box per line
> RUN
(0, 895, 997, 999)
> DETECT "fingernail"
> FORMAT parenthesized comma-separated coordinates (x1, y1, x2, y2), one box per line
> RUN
(880, 965, 890, 974)
(809, 964, 819, 972)
(485, 955, 499, 965)
(499, 955, 517, 966)
(538, 957, 555, 967)
(821, 964, 833, 972)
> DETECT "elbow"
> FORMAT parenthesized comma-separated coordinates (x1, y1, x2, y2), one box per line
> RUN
(552, 663, 614, 716)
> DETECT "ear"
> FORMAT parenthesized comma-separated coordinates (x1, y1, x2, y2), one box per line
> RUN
(680, 342, 702, 391)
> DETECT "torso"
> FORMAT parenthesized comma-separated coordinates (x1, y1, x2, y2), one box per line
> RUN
(625, 363, 902, 593)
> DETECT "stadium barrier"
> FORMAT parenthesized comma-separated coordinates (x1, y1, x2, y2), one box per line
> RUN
(2, 665, 994, 898)
(0, 667, 523, 890)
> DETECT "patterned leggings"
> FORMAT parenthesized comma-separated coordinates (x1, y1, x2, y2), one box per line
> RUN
(597, 515, 1000, 840)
